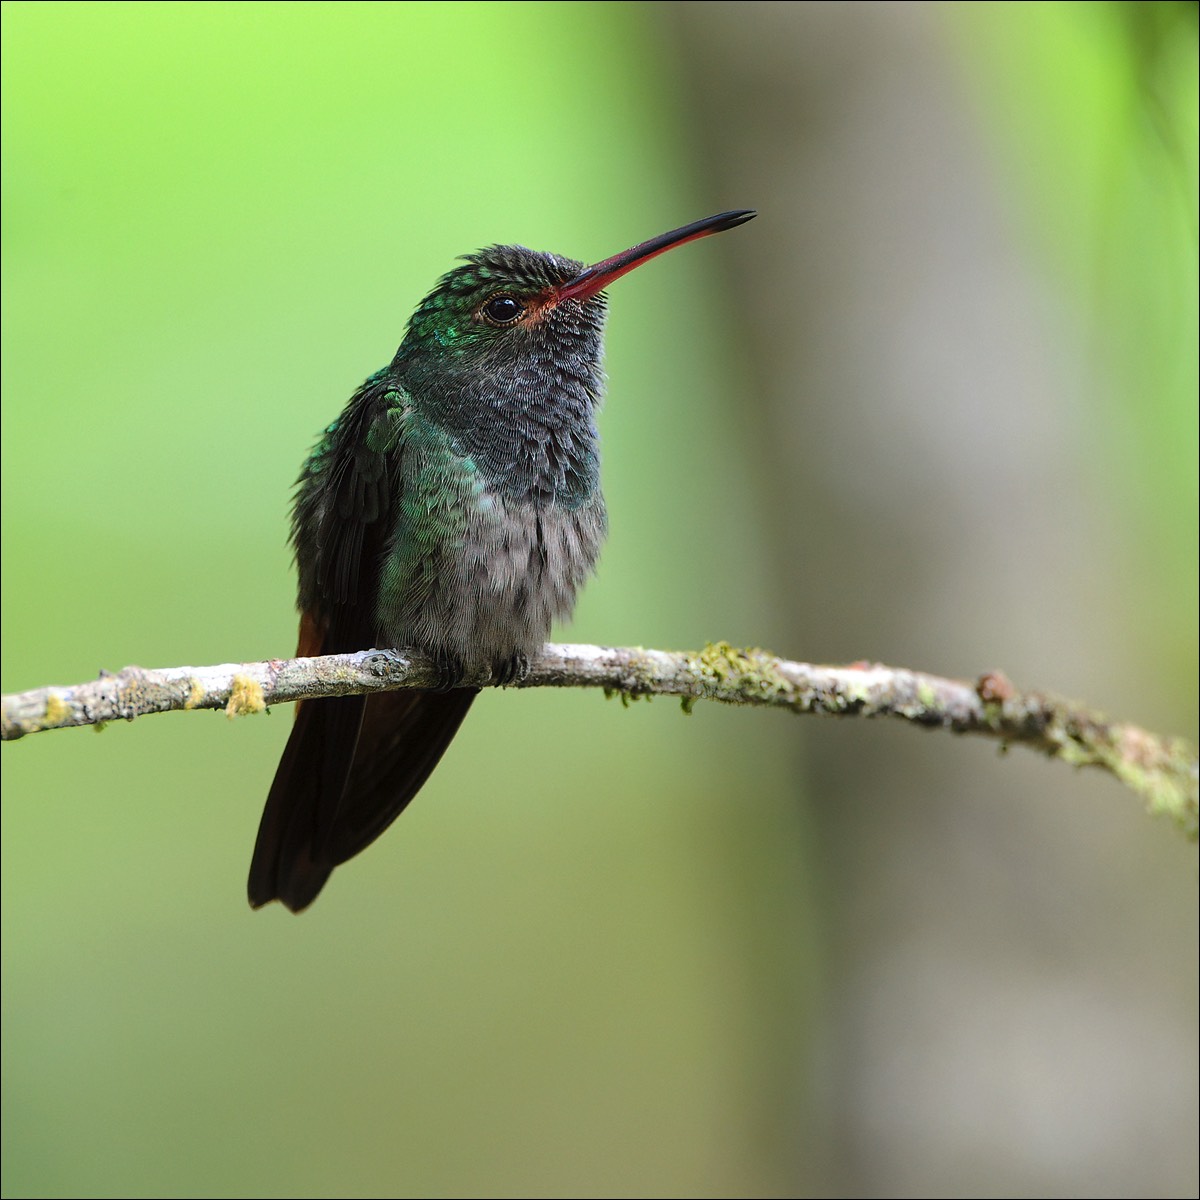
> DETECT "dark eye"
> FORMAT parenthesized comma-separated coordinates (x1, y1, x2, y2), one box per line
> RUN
(481, 293, 525, 327)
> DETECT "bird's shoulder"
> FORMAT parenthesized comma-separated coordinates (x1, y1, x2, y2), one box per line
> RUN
(291, 371, 408, 635)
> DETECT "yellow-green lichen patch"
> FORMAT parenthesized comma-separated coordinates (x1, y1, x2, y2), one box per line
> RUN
(183, 677, 205, 710)
(1044, 715, 1100, 770)
(690, 642, 792, 706)
(44, 692, 70, 728)
(1109, 729, 1199, 840)
(225, 674, 266, 719)
(602, 649, 659, 706)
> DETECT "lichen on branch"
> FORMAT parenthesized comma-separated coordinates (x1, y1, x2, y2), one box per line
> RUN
(1, 641, 1195, 841)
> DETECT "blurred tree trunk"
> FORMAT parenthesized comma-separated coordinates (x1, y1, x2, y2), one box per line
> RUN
(662, 3, 1198, 1195)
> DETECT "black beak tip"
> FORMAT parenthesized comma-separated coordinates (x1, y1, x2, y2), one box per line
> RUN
(714, 209, 757, 231)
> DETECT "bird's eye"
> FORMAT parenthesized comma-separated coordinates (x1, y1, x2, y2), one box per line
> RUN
(481, 293, 525, 327)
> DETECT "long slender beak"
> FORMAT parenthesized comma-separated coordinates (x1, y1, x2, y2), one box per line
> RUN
(555, 210, 756, 305)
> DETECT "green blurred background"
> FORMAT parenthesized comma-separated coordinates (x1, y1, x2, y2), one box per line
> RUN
(2, 3, 1196, 1197)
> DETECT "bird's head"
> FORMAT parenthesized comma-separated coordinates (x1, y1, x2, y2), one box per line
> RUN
(391, 211, 756, 418)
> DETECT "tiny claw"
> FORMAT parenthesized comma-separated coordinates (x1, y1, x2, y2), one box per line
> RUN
(492, 651, 530, 687)
(430, 648, 467, 692)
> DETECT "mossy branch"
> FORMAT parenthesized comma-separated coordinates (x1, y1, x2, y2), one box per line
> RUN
(2, 642, 1195, 840)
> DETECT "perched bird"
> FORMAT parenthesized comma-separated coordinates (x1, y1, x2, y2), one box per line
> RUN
(249, 210, 757, 912)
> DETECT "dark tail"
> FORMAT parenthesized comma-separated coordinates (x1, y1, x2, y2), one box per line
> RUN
(248, 688, 477, 912)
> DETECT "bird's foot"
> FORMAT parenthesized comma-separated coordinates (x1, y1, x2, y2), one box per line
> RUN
(429, 648, 468, 692)
(491, 651, 530, 687)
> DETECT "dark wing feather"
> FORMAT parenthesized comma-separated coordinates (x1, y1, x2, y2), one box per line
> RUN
(249, 377, 482, 912)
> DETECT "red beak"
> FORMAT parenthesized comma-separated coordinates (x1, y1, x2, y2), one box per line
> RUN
(556, 210, 756, 305)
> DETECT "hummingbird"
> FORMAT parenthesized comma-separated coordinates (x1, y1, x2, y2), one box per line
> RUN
(248, 209, 757, 912)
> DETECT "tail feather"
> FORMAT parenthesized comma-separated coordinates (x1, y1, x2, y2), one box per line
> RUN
(248, 688, 477, 913)
(329, 689, 478, 864)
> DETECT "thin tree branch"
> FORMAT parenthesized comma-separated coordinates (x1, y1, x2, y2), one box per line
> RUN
(2, 642, 1195, 840)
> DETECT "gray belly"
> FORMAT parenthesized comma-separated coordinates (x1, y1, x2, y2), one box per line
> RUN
(377, 491, 607, 670)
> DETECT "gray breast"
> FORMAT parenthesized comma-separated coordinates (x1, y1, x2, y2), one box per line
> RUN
(382, 490, 608, 670)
